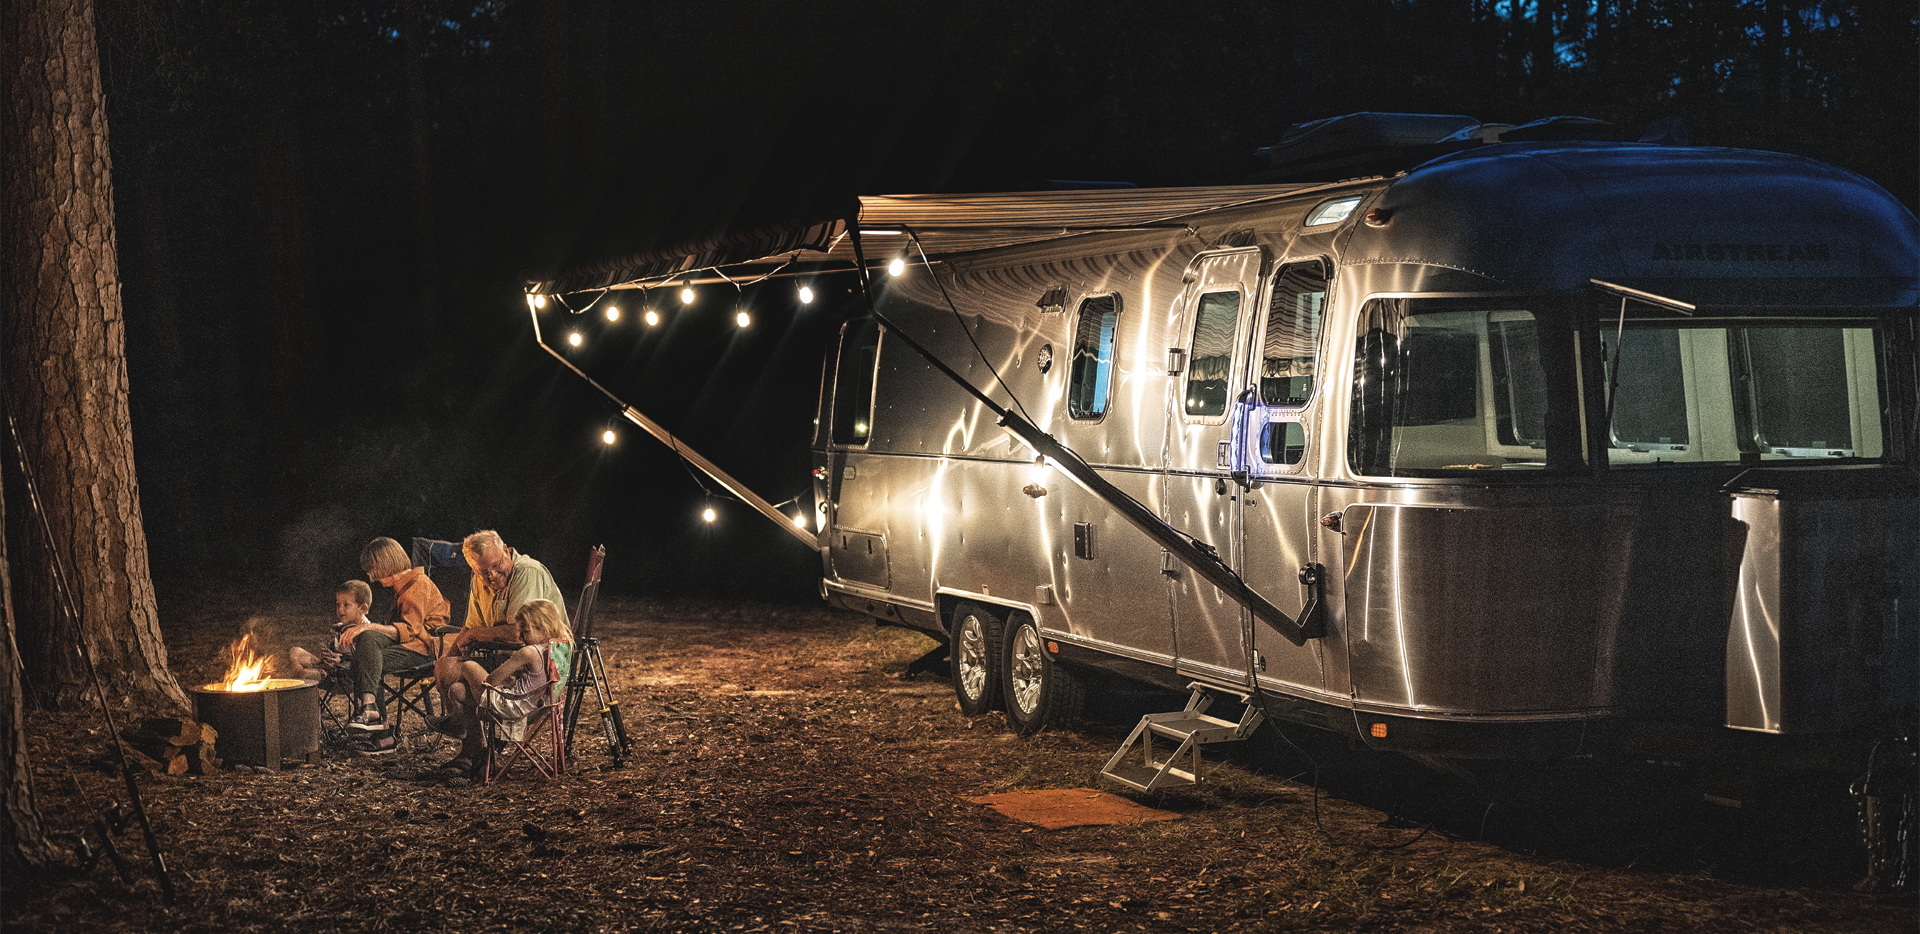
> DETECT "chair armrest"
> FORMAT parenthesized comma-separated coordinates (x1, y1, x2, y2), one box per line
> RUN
(429, 625, 463, 635)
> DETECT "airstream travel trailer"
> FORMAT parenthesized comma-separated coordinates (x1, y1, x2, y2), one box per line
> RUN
(530, 115, 1917, 883)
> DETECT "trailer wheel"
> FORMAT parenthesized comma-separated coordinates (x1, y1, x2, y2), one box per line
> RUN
(1002, 616, 1084, 737)
(949, 603, 1003, 716)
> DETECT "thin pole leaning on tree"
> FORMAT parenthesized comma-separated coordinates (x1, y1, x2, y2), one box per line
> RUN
(4, 410, 177, 903)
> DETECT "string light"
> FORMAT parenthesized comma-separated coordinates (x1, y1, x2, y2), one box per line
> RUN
(530, 294, 548, 309)
(567, 331, 583, 347)
(605, 304, 621, 322)
(702, 504, 718, 523)
(602, 428, 617, 445)
(792, 513, 808, 530)
(887, 257, 906, 277)
(644, 308, 660, 327)
(680, 286, 696, 304)
(798, 285, 815, 304)
(735, 310, 752, 328)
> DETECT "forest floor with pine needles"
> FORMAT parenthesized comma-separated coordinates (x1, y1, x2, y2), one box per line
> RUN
(4, 593, 1914, 933)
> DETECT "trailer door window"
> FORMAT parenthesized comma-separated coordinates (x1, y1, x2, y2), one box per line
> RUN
(1261, 261, 1328, 407)
(830, 318, 880, 445)
(1185, 291, 1241, 417)
(1067, 295, 1120, 420)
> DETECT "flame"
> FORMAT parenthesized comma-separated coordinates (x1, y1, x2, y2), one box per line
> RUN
(217, 631, 275, 692)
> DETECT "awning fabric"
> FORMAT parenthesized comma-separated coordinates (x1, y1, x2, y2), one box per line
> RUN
(530, 182, 1326, 296)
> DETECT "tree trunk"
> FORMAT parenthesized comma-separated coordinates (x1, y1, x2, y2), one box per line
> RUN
(1, 0, 186, 714)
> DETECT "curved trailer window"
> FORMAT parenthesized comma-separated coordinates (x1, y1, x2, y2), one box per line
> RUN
(1067, 295, 1120, 420)
(1349, 298, 1587, 477)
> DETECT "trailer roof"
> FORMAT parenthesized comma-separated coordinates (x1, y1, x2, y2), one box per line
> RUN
(529, 181, 1333, 296)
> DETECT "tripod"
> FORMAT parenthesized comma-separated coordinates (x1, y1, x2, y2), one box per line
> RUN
(565, 545, 632, 766)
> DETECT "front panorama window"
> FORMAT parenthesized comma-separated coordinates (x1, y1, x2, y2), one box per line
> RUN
(1603, 320, 1884, 465)
(1349, 296, 1894, 478)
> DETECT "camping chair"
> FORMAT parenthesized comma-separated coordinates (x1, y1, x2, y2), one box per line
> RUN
(479, 649, 567, 783)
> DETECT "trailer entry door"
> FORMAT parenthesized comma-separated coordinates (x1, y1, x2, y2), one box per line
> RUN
(1164, 249, 1263, 687)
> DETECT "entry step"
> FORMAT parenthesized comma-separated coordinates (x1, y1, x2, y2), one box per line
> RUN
(1099, 684, 1263, 794)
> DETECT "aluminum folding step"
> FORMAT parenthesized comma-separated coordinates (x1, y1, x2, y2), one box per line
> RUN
(1099, 683, 1264, 793)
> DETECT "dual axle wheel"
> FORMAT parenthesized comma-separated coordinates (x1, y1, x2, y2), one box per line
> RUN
(948, 601, 1083, 736)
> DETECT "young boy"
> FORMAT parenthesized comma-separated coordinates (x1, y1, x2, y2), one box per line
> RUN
(290, 580, 375, 682)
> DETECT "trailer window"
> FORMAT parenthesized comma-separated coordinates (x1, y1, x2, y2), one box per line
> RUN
(830, 318, 879, 445)
(1260, 261, 1327, 406)
(1067, 295, 1120, 419)
(1350, 298, 1585, 477)
(1185, 291, 1241, 417)
(1602, 321, 1883, 465)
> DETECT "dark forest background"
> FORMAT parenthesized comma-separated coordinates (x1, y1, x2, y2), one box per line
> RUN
(90, 0, 1916, 605)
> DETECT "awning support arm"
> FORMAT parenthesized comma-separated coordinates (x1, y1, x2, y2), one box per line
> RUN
(527, 304, 820, 551)
(846, 227, 1310, 646)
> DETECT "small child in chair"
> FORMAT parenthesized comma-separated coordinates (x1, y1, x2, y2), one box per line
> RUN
(431, 599, 573, 776)
(288, 580, 374, 682)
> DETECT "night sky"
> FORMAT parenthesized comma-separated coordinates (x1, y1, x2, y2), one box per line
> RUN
(91, 0, 1917, 605)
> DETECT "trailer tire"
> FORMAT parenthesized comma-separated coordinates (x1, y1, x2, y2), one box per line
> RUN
(1002, 616, 1084, 737)
(949, 603, 1003, 716)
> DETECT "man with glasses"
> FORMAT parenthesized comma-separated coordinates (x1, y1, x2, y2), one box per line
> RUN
(426, 530, 570, 755)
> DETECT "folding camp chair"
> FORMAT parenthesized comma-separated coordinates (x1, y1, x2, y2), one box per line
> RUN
(479, 651, 566, 783)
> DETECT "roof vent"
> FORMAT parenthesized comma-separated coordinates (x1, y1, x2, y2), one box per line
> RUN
(1253, 112, 1482, 182)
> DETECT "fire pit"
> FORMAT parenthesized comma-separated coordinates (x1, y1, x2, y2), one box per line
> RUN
(189, 632, 321, 770)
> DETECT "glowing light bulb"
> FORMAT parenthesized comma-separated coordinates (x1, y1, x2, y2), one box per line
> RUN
(702, 506, 717, 523)
(680, 287, 695, 304)
(644, 309, 660, 327)
(605, 305, 621, 322)
(888, 257, 905, 277)
(531, 294, 548, 309)
(602, 429, 616, 445)
(792, 514, 807, 529)
(568, 331, 583, 347)
(735, 310, 751, 328)
(798, 285, 815, 304)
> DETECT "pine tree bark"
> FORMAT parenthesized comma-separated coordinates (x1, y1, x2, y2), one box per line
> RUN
(1, 0, 187, 714)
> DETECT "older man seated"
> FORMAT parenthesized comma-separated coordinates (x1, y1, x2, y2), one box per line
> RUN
(426, 529, 571, 775)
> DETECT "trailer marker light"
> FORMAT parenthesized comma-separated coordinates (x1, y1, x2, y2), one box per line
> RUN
(605, 304, 620, 322)
(1364, 207, 1392, 227)
(1045, 641, 1059, 654)
(1370, 722, 1388, 739)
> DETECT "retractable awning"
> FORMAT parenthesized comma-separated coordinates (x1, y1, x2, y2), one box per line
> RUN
(528, 182, 1328, 296)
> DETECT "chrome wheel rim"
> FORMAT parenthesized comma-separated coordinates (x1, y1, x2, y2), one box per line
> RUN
(956, 614, 988, 701)
(1009, 625, 1044, 715)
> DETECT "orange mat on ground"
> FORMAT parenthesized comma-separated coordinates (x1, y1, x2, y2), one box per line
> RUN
(966, 787, 1182, 830)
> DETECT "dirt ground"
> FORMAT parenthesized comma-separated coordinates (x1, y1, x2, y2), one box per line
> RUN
(4, 593, 1915, 933)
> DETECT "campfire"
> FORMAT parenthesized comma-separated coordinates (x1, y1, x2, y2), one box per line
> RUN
(205, 630, 306, 693)
(190, 627, 321, 769)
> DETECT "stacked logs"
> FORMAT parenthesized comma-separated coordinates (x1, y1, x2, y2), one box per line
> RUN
(119, 717, 220, 775)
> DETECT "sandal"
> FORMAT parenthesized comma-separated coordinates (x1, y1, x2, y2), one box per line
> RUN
(355, 734, 399, 756)
(348, 705, 386, 731)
